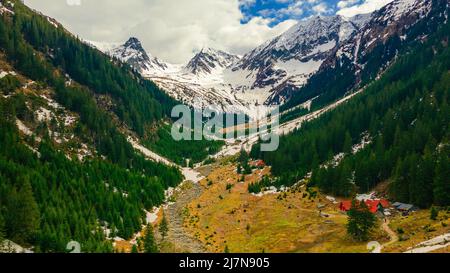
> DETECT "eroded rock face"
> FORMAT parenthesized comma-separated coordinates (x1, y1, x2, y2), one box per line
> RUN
(185, 48, 240, 75)
(110, 37, 169, 74)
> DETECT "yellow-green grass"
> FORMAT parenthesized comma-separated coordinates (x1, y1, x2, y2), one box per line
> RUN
(184, 163, 387, 253)
(383, 209, 450, 253)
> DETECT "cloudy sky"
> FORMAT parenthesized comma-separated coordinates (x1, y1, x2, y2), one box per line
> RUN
(23, 0, 393, 63)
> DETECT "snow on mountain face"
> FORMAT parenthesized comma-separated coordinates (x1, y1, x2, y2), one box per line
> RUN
(185, 48, 240, 75)
(109, 37, 170, 74)
(103, 15, 364, 112)
(349, 13, 372, 29)
(375, 0, 431, 22)
(86, 40, 122, 53)
(0, 2, 14, 15)
(97, 0, 435, 116)
(238, 15, 355, 70)
(231, 15, 363, 104)
(336, 0, 433, 65)
(106, 39, 254, 115)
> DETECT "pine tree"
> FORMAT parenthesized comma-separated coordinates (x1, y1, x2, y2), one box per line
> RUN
(410, 153, 433, 208)
(159, 213, 169, 240)
(347, 200, 377, 242)
(243, 163, 252, 175)
(335, 161, 354, 197)
(392, 159, 410, 203)
(6, 179, 40, 245)
(143, 224, 158, 253)
(238, 149, 249, 164)
(433, 153, 450, 206)
(343, 131, 352, 154)
(0, 213, 5, 244)
(430, 206, 439, 221)
(131, 244, 139, 253)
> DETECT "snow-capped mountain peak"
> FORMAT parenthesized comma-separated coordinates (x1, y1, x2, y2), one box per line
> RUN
(380, 0, 430, 21)
(336, 0, 433, 65)
(111, 37, 149, 62)
(276, 15, 356, 51)
(109, 37, 169, 75)
(122, 37, 145, 52)
(227, 14, 364, 104)
(93, 0, 438, 116)
(238, 15, 361, 69)
(185, 47, 240, 75)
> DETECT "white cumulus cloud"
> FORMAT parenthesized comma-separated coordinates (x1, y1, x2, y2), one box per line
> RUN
(24, 0, 296, 63)
(337, 0, 394, 17)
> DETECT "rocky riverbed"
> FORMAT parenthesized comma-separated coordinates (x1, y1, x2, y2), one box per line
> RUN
(157, 181, 206, 253)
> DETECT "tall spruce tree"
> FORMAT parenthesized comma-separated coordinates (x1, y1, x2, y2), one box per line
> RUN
(343, 131, 353, 154)
(143, 224, 158, 253)
(347, 200, 377, 242)
(131, 244, 139, 253)
(0, 213, 5, 244)
(433, 152, 450, 206)
(6, 179, 40, 245)
(159, 214, 169, 240)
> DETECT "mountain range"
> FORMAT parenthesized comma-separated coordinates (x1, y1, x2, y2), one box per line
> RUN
(0, 0, 449, 254)
(90, 0, 434, 117)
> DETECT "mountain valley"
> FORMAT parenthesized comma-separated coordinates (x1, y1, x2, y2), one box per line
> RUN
(0, 0, 449, 255)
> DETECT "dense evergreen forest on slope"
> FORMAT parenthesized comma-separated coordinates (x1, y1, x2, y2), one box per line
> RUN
(251, 17, 450, 208)
(0, 108, 175, 252)
(144, 124, 224, 166)
(8, 0, 224, 164)
(2, 1, 176, 136)
(0, 1, 165, 167)
(0, 1, 223, 166)
(0, 0, 183, 252)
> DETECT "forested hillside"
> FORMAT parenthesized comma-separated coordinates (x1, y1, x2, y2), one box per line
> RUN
(0, 109, 180, 252)
(144, 124, 224, 166)
(2, 1, 176, 136)
(0, 0, 183, 252)
(251, 13, 450, 208)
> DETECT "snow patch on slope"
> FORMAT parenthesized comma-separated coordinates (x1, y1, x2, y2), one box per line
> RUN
(0, 2, 14, 15)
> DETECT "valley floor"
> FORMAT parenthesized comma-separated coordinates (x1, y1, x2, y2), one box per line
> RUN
(150, 160, 449, 253)
(112, 138, 449, 254)
(181, 162, 381, 253)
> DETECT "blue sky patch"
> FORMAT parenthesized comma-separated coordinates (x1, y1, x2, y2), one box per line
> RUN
(239, 0, 365, 25)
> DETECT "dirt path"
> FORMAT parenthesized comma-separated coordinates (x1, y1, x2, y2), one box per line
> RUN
(381, 219, 398, 250)
(160, 182, 206, 253)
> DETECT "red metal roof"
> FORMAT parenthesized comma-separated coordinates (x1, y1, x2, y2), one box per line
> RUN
(250, 160, 266, 167)
(339, 199, 390, 213)
(339, 201, 352, 211)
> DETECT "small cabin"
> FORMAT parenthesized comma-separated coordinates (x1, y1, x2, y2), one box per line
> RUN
(339, 201, 352, 212)
(392, 202, 418, 213)
(339, 199, 390, 214)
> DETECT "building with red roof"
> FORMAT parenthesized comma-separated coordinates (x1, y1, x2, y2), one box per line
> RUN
(339, 199, 390, 214)
(250, 160, 266, 168)
(339, 201, 352, 212)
